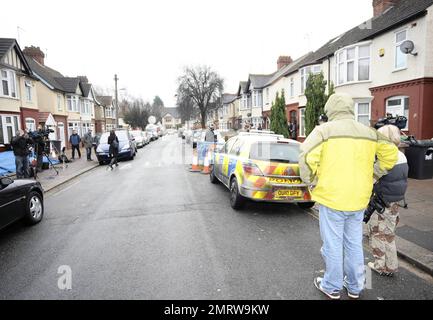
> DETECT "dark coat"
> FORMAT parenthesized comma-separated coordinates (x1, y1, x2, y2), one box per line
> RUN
(11, 135, 33, 157)
(377, 151, 409, 203)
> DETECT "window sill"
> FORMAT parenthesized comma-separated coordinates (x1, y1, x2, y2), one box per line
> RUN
(334, 80, 372, 88)
(392, 67, 407, 73)
(0, 95, 20, 100)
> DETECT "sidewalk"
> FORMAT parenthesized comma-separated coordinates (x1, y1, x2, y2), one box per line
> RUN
(5, 147, 99, 192)
(394, 179, 433, 274)
(36, 147, 99, 192)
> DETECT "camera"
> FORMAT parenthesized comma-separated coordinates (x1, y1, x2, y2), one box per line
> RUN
(374, 114, 407, 130)
(29, 127, 54, 141)
(363, 188, 388, 223)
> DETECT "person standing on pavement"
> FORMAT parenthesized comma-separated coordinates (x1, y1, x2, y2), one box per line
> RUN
(69, 130, 81, 160)
(205, 124, 216, 143)
(299, 93, 398, 300)
(11, 129, 33, 179)
(107, 130, 119, 170)
(82, 129, 94, 161)
(367, 125, 408, 277)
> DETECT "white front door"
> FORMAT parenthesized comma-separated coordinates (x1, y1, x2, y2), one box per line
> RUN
(58, 122, 65, 149)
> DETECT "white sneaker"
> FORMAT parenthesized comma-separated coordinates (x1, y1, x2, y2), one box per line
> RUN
(314, 277, 341, 300)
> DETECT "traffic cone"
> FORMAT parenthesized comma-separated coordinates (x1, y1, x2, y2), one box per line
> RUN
(201, 150, 211, 174)
(190, 148, 201, 172)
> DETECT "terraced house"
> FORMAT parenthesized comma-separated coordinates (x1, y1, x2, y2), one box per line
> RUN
(226, 0, 433, 141)
(0, 39, 39, 147)
(24, 46, 100, 148)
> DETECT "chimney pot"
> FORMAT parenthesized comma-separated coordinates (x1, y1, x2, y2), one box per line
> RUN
(23, 46, 45, 65)
(373, 0, 401, 17)
(277, 56, 293, 70)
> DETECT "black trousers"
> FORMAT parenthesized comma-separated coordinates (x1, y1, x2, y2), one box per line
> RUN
(71, 145, 81, 159)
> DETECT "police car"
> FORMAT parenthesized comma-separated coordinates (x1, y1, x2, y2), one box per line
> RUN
(210, 130, 314, 210)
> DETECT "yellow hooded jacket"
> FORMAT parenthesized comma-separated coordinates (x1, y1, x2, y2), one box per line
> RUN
(299, 94, 398, 212)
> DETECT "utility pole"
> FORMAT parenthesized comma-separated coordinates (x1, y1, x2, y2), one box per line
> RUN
(114, 74, 119, 128)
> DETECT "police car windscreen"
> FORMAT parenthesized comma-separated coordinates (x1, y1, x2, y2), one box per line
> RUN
(249, 142, 300, 163)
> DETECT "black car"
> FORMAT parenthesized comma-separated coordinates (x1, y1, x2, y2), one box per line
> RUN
(0, 177, 44, 230)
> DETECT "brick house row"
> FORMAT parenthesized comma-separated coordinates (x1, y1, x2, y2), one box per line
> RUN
(220, 0, 433, 140)
(0, 39, 116, 150)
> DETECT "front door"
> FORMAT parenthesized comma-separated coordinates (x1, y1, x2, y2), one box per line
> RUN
(58, 122, 65, 149)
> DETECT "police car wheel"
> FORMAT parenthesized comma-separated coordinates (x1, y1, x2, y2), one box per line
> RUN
(230, 178, 245, 210)
(210, 166, 218, 184)
(297, 202, 315, 209)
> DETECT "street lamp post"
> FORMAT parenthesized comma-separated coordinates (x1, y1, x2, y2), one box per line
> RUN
(114, 74, 119, 128)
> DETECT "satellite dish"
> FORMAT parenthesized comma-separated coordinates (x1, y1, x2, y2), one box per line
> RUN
(148, 116, 156, 124)
(400, 40, 416, 55)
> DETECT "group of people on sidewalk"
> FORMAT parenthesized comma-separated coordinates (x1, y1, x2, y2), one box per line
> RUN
(299, 93, 408, 300)
(69, 129, 97, 161)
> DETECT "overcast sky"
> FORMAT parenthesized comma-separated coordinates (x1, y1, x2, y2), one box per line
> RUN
(2, 0, 372, 107)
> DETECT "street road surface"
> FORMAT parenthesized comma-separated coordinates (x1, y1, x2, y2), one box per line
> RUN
(1, 135, 432, 299)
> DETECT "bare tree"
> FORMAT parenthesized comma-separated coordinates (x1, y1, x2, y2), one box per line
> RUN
(177, 65, 224, 129)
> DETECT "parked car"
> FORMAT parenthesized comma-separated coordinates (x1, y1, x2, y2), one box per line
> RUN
(130, 130, 146, 148)
(143, 131, 151, 145)
(210, 131, 314, 210)
(96, 129, 137, 165)
(0, 177, 44, 230)
(146, 125, 159, 141)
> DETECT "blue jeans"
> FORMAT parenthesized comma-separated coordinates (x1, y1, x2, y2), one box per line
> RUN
(319, 205, 365, 294)
(15, 155, 30, 179)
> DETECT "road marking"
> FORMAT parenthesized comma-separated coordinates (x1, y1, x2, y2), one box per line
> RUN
(119, 164, 132, 170)
(50, 181, 79, 197)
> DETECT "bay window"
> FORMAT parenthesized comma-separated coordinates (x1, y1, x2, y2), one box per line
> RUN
(386, 96, 409, 130)
(1, 69, 17, 98)
(301, 65, 321, 94)
(66, 95, 80, 112)
(0, 115, 20, 144)
(336, 43, 371, 85)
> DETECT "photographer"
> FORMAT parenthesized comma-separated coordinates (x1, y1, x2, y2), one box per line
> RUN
(34, 125, 46, 173)
(11, 129, 33, 179)
(367, 125, 408, 276)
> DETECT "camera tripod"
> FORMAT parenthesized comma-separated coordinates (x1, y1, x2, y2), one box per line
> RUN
(32, 141, 59, 180)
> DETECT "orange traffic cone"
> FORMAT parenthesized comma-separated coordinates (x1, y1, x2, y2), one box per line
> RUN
(190, 148, 201, 172)
(201, 150, 211, 174)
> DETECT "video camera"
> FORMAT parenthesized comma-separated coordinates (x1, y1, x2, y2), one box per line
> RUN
(363, 186, 388, 223)
(374, 114, 407, 130)
(29, 127, 54, 143)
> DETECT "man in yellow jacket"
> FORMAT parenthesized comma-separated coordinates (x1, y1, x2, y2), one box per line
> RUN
(299, 93, 398, 300)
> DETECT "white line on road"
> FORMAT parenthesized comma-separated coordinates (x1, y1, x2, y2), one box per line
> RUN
(50, 181, 79, 197)
(119, 164, 132, 170)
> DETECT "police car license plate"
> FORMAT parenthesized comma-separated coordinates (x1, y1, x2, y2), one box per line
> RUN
(274, 189, 302, 199)
(269, 178, 302, 184)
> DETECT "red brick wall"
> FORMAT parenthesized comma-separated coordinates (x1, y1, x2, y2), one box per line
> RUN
(20, 107, 39, 129)
(370, 78, 433, 139)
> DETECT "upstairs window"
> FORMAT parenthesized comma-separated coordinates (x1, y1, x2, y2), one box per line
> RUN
(25, 81, 32, 101)
(289, 78, 294, 98)
(336, 44, 371, 85)
(301, 65, 321, 94)
(57, 95, 62, 111)
(395, 29, 408, 70)
(1, 69, 17, 98)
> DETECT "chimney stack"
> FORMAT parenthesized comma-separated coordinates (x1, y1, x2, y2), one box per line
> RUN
(277, 56, 293, 70)
(23, 46, 45, 65)
(373, 0, 400, 17)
